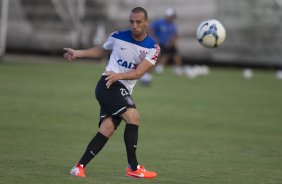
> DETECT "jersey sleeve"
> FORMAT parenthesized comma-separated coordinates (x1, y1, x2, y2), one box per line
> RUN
(103, 33, 116, 51)
(145, 44, 161, 65)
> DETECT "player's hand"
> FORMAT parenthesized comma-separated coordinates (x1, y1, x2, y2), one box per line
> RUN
(63, 48, 77, 61)
(105, 71, 121, 89)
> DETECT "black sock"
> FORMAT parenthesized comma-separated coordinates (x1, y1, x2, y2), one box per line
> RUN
(124, 124, 139, 171)
(78, 132, 108, 167)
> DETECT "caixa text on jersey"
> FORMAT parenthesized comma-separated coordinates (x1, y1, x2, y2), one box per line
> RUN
(117, 59, 138, 69)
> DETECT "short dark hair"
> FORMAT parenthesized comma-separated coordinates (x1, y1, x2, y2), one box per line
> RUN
(131, 7, 148, 20)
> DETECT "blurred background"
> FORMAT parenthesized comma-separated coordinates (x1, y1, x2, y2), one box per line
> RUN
(1, 1, 282, 183)
(1, 0, 282, 68)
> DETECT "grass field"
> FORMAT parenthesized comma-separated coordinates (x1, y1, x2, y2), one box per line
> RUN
(1, 55, 282, 184)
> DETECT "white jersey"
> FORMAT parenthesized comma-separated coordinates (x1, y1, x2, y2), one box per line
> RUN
(103, 30, 160, 94)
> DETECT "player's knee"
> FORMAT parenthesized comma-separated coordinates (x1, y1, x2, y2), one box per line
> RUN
(99, 125, 115, 138)
(121, 108, 141, 125)
(99, 118, 115, 138)
(134, 112, 141, 124)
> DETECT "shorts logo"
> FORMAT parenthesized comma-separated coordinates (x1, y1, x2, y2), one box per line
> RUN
(117, 59, 138, 69)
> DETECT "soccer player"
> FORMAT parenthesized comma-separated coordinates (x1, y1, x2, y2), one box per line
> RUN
(63, 7, 160, 179)
(149, 8, 183, 76)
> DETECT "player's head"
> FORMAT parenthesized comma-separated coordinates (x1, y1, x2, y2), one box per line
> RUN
(129, 7, 149, 40)
(165, 8, 176, 21)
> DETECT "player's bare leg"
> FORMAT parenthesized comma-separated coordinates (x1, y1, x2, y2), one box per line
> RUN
(172, 54, 184, 76)
(155, 54, 169, 74)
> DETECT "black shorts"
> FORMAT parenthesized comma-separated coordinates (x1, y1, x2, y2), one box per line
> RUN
(160, 45, 178, 56)
(95, 76, 136, 129)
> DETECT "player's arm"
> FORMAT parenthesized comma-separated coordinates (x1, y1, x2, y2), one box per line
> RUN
(105, 59, 154, 88)
(63, 46, 110, 61)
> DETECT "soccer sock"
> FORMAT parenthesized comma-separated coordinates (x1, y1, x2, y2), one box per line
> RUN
(78, 132, 108, 167)
(124, 124, 139, 171)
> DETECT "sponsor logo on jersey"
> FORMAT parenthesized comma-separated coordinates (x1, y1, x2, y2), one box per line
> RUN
(117, 59, 138, 69)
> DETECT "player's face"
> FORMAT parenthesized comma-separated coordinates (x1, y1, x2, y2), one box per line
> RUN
(129, 12, 148, 40)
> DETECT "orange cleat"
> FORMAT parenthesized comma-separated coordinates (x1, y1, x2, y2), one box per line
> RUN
(70, 164, 86, 177)
(126, 165, 157, 179)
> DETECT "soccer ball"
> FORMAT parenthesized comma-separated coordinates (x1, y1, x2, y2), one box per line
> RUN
(196, 19, 226, 48)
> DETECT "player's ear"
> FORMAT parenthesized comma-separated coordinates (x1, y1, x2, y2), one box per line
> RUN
(145, 19, 149, 26)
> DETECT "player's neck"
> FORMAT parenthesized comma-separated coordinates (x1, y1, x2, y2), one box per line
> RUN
(132, 33, 147, 41)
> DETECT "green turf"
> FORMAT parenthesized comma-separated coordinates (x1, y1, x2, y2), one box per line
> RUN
(1, 56, 282, 184)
